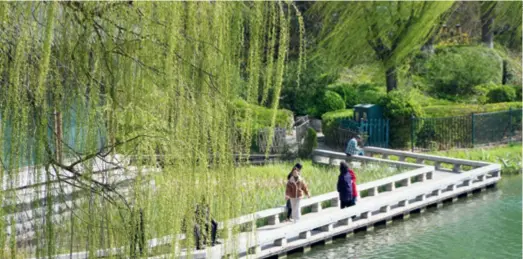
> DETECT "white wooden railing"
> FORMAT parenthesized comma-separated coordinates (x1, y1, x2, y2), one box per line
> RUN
(13, 147, 501, 259)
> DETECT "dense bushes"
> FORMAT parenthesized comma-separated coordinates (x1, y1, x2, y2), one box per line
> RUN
(299, 127, 318, 158)
(494, 46, 522, 87)
(486, 86, 517, 103)
(473, 83, 519, 104)
(422, 102, 523, 118)
(280, 59, 339, 116)
(424, 46, 503, 100)
(378, 90, 423, 148)
(328, 83, 386, 108)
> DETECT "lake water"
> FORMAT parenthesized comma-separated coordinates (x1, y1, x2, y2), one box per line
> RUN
(290, 175, 522, 259)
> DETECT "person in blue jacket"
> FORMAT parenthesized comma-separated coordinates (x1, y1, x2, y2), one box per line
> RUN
(337, 161, 355, 208)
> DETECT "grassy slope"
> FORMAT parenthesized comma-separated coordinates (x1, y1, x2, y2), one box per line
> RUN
(238, 160, 405, 214)
(241, 144, 521, 214)
(428, 144, 522, 175)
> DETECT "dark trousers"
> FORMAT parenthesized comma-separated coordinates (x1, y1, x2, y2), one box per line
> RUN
(286, 199, 292, 219)
(340, 199, 356, 209)
(194, 219, 218, 250)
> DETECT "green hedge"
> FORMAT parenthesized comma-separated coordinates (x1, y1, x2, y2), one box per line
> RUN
(487, 86, 517, 103)
(378, 90, 423, 148)
(423, 102, 523, 118)
(321, 109, 354, 147)
(233, 99, 293, 130)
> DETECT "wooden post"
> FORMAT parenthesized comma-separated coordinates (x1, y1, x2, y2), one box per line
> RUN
(368, 187, 378, 196)
(268, 215, 279, 225)
(398, 200, 409, 207)
(274, 238, 286, 247)
(299, 231, 311, 239)
(435, 162, 441, 170)
(311, 203, 322, 213)
(330, 197, 340, 208)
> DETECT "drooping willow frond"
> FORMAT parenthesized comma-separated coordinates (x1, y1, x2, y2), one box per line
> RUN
(0, 2, 302, 258)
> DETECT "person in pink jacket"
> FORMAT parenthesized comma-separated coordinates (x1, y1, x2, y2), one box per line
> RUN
(348, 167, 358, 203)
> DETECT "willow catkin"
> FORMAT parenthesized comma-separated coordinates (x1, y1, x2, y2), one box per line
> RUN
(0, 2, 302, 258)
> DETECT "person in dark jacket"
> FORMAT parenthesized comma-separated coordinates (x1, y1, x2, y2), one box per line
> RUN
(181, 198, 218, 250)
(285, 163, 302, 221)
(337, 161, 355, 209)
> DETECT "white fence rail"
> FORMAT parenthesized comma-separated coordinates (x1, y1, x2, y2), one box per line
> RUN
(7, 147, 501, 259)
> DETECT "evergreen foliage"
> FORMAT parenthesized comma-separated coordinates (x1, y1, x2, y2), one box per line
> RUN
(298, 127, 318, 158)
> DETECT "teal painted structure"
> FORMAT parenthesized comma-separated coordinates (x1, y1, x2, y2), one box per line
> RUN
(339, 104, 389, 148)
(353, 104, 383, 122)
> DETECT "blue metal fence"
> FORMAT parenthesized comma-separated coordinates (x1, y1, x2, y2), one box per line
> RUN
(411, 108, 522, 151)
(339, 117, 390, 148)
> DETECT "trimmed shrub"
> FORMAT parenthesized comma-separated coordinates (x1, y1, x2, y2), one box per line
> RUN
(512, 84, 522, 101)
(299, 127, 318, 158)
(312, 90, 345, 117)
(423, 102, 523, 118)
(487, 86, 517, 103)
(424, 46, 503, 100)
(378, 90, 423, 149)
(321, 109, 354, 147)
(473, 83, 498, 104)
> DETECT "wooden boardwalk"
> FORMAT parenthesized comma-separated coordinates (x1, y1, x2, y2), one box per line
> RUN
(148, 147, 501, 259)
(9, 147, 500, 259)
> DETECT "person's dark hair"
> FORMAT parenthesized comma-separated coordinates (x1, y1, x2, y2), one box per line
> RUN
(294, 163, 303, 170)
(339, 161, 349, 175)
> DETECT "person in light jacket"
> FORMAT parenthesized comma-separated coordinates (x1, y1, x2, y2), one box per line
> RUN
(285, 163, 302, 222)
(285, 168, 310, 222)
(337, 161, 355, 208)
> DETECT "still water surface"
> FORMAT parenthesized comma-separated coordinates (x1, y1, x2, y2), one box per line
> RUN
(290, 175, 522, 259)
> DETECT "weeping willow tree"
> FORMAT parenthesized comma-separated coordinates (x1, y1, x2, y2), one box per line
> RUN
(313, 1, 454, 92)
(0, 1, 302, 258)
(480, 1, 523, 50)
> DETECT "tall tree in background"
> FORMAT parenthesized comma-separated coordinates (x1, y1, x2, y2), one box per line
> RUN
(480, 1, 496, 48)
(313, 1, 453, 92)
(481, 1, 522, 50)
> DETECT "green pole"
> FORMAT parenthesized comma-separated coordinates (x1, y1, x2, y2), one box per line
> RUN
(471, 112, 475, 148)
(411, 115, 415, 152)
(508, 107, 512, 144)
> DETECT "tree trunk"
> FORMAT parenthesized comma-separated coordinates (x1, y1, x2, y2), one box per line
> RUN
(421, 36, 435, 54)
(385, 67, 398, 92)
(54, 110, 62, 162)
(481, 2, 496, 48)
(502, 60, 509, 84)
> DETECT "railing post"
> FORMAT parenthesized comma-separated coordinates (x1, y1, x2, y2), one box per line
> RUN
(508, 108, 512, 144)
(471, 112, 475, 148)
(411, 115, 415, 152)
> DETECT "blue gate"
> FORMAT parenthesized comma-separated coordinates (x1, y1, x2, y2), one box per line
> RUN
(339, 118, 389, 148)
